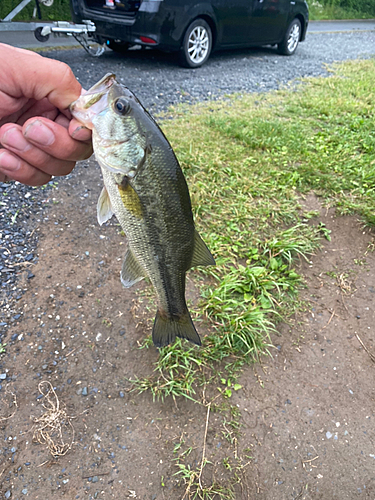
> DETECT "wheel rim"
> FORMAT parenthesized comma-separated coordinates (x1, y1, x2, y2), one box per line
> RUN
(287, 23, 300, 53)
(187, 26, 209, 64)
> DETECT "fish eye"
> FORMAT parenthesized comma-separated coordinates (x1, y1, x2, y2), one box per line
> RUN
(114, 98, 130, 115)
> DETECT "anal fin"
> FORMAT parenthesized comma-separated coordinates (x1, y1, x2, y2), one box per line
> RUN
(190, 230, 216, 268)
(121, 248, 145, 288)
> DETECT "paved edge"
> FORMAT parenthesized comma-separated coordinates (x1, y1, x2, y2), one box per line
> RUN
(309, 18, 375, 23)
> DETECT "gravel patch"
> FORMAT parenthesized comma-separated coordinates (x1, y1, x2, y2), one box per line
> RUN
(45, 31, 375, 111)
(0, 181, 60, 343)
(0, 30, 374, 344)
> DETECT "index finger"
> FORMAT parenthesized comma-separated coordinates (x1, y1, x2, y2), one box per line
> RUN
(0, 43, 82, 111)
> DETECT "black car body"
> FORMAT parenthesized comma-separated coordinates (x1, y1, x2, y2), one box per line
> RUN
(70, 0, 309, 67)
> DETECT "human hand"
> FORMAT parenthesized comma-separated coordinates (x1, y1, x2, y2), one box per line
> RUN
(0, 43, 93, 186)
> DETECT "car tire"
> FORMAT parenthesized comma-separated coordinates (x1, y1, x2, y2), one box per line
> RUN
(107, 40, 130, 53)
(179, 19, 212, 68)
(277, 18, 301, 56)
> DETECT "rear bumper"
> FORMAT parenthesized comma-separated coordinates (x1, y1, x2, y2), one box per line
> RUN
(70, 0, 179, 49)
(301, 20, 308, 41)
(299, 3, 309, 42)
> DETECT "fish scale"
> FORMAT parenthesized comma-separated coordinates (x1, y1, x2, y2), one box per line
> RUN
(102, 150, 193, 319)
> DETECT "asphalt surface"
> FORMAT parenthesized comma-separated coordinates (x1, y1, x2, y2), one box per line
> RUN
(0, 19, 374, 49)
(308, 19, 375, 32)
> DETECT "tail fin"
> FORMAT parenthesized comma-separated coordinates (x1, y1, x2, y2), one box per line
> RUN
(152, 308, 201, 348)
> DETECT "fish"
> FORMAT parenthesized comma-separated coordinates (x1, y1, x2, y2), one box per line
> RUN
(70, 74, 215, 348)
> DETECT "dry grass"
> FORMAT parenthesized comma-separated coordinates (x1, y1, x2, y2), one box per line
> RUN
(32, 381, 74, 457)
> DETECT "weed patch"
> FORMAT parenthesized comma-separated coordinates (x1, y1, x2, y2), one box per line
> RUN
(133, 58, 375, 401)
(130, 59, 375, 496)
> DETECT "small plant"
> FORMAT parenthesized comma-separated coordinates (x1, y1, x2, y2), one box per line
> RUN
(222, 457, 232, 470)
(222, 417, 241, 445)
(10, 209, 20, 225)
(173, 458, 237, 500)
(354, 258, 366, 266)
(217, 378, 242, 399)
(317, 222, 332, 241)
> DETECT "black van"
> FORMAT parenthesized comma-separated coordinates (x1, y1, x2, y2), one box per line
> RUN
(70, 0, 309, 67)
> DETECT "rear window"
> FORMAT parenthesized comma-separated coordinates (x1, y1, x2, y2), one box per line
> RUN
(84, 0, 141, 15)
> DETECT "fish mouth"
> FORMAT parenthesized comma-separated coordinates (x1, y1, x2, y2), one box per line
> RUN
(70, 73, 117, 128)
(81, 73, 116, 108)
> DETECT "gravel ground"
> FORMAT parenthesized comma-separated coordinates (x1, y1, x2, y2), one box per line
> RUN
(0, 31, 374, 500)
(50, 31, 375, 111)
(0, 181, 50, 344)
(0, 30, 374, 345)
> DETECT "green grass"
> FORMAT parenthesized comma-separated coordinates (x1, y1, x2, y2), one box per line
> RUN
(308, 0, 375, 20)
(131, 58, 375, 405)
(0, 0, 71, 21)
(131, 56, 375, 498)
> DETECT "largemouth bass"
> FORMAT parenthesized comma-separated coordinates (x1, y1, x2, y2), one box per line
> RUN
(70, 74, 215, 348)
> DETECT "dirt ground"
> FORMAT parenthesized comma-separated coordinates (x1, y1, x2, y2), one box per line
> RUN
(1, 160, 375, 500)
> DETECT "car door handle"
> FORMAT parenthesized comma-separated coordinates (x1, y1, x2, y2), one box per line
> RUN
(290, 1, 296, 4)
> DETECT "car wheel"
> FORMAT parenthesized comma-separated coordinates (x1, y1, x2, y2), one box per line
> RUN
(107, 40, 130, 53)
(278, 18, 301, 56)
(179, 19, 212, 68)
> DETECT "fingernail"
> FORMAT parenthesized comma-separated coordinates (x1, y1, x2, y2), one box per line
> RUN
(1, 127, 32, 152)
(0, 151, 20, 171)
(71, 125, 91, 140)
(24, 120, 55, 146)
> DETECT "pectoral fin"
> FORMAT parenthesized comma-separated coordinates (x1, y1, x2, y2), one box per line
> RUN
(121, 248, 145, 288)
(189, 230, 216, 268)
(118, 180, 143, 219)
(97, 185, 114, 225)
